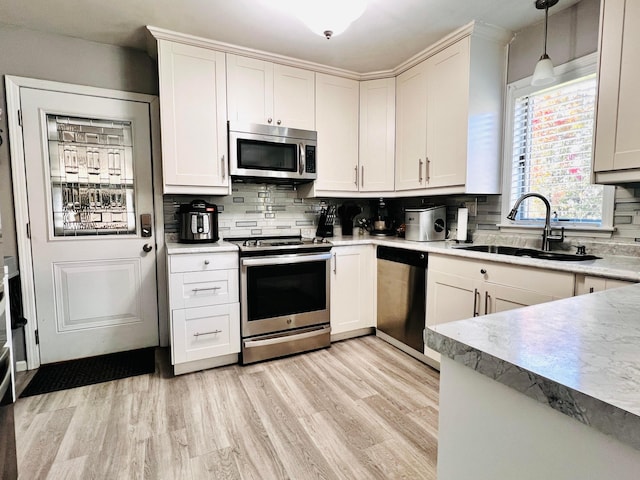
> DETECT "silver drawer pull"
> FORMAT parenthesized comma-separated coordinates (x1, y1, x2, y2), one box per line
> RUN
(191, 287, 221, 293)
(193, 330, 222, 337)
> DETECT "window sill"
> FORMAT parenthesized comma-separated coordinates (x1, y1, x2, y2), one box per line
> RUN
(497, 223, 615, 239)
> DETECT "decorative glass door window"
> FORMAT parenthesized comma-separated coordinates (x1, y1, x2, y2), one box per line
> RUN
(46, 115, 136, 236)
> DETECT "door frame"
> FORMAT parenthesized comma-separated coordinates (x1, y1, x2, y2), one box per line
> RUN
(5, 76, 168, 369)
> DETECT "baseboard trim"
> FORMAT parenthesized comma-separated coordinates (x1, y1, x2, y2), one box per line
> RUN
(15, 360, 27, 372)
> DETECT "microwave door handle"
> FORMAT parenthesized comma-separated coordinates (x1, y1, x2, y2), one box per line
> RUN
(298, 143, 305, 175)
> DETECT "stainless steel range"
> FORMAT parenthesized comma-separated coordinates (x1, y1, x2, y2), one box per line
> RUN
(227, 235, 332, 364)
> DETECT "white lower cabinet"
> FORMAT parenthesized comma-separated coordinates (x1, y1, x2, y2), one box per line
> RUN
(426, 254, 575, 365)
(172, 304, 240, 364)
(330, 245, 375, 337)
(168, 251, 240, 374)
(574, 274, 636, 295)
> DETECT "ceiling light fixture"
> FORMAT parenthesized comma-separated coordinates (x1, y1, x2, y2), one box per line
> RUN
(277, 0, 367, 39)
(531, 0, 559, 86)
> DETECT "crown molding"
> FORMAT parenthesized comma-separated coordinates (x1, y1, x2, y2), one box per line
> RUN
(147, 20, 512, 81)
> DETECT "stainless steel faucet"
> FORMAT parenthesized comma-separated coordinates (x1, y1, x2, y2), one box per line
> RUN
(507, 193, 564, 251)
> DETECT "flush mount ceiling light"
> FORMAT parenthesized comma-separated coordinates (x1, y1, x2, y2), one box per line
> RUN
(274, 0, 367, 39)
(531, 0, 559, 86)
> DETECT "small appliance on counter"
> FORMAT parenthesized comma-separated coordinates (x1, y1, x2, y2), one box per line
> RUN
(405, 206, 447, 242)
(316, 205, 336, 238)
(337, 202, 362, 236)
(178, 199, 219, 243)
(370, 198, 395, 237)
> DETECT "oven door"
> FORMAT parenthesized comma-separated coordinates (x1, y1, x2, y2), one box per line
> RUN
(240, 252, 331, 337)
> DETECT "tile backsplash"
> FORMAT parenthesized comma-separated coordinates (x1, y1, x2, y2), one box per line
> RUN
(164, 182, 640, 253)
(163, 183, 372, 239)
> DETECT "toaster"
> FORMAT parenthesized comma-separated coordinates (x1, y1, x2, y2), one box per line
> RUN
(404, 206, 447, 242)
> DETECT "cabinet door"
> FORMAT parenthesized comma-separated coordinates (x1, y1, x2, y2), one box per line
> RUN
(425, 38, 470, 189)
(226, 54, 274, 125)
(172, 303, 240, 363)
(395, 61, 428, 191)
(575, 274, 635, 295)
(157, 40, 229, 194)
(330, 246, 374, 335)
(594, 0, 640, 179)
(359, 78, 396, 192)
(484, 284, 555, 315)
(314, 74, 360, 192)
(273, 64, 315, 130)
(426, 270, 478, 326)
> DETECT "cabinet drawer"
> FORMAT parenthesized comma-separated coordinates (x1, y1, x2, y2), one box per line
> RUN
(170, 269, 239, 309)
(170, 252, 238, 273)
(172, 303, 240, 363)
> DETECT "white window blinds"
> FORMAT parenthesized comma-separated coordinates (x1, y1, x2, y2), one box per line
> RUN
(509, 74, 604, 224)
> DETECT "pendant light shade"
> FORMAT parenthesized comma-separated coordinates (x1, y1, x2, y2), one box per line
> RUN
(531, 0, 559, 86)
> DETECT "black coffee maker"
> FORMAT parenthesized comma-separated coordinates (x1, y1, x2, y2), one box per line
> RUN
(371, 198, 395, 236)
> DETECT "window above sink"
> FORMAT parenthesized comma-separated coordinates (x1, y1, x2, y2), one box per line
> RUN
(500, 53, 616, 236)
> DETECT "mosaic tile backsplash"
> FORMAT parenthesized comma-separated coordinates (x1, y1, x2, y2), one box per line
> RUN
(163, 183, 372, 239)
(164, 182, 640, 253)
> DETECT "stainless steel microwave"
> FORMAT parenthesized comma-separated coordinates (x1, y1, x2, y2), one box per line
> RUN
(228, 122, 317, 183)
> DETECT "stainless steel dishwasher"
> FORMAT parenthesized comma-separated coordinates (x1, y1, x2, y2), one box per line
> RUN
(376, 246, 427, 356)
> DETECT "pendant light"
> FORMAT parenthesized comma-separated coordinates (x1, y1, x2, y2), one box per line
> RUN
(531, 0, 559, 86)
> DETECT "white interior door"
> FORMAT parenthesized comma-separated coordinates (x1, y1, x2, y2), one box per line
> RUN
(21, 87, 159, 364)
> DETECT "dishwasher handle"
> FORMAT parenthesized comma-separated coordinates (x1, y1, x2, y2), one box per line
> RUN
(376, 246, 427, 268)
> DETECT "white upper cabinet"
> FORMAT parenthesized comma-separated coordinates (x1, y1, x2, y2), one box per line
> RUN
(157, 40, 230, 195)
(227, 54, 315, 130)
(593, 0, 640, 183)
(359, 78, 396, 192)
(395, 61, 429, 191)
(395, 30, 507, 195)
(313, 73, 360, 192)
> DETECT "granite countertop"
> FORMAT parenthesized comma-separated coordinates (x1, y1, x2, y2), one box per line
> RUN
(167, 235, 640, 281)
(329, 234, 640, 282)
(427, 283, 640, 450)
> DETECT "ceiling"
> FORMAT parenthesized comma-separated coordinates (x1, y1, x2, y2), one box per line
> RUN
(0, 0, 582, 73)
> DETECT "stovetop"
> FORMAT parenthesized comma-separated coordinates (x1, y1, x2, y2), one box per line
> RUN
(227, 235, 332, 255)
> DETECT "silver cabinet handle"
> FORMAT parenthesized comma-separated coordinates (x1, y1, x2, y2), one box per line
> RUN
(354, 165, 358, 186)
(361, 165, 364, 188)
(191, 287, 221, 292)
(204, 259, 210, 265)
(419, 159, 424, 183)
(268, 117, 273, 124)
(193, 330, 222, 337)
(473, 288, 479, 317)
(333, 253, 337, 274)
(221, 154, 226, 181)
(426, 157, 430, 182)
(277, 119, 282, 125)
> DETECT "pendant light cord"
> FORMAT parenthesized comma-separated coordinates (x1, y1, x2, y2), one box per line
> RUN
(543, 5, 549, 56)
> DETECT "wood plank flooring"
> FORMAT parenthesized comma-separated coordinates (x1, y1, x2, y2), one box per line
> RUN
(14, 336, 440, 479)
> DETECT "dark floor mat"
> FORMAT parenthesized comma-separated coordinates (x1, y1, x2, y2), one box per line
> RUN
(19, 347, 156, 398)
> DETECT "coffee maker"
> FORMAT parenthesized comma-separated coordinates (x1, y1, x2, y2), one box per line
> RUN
(370, 198, 395, 236)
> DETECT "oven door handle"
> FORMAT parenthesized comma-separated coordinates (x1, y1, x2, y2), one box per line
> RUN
(241, 252, 332, 267)
(244, 325, 331, 349)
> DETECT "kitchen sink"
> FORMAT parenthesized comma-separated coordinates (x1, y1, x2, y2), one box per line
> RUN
(453, 245, 601, 261)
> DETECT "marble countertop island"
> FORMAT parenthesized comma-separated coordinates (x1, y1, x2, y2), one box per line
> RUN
(427, 283, 640, 451)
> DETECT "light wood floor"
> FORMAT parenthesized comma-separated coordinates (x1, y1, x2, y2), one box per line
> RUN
(14, 336, 440, 479)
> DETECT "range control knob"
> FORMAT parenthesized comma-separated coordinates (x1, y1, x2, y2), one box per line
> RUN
(255, 240, 262, 247)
